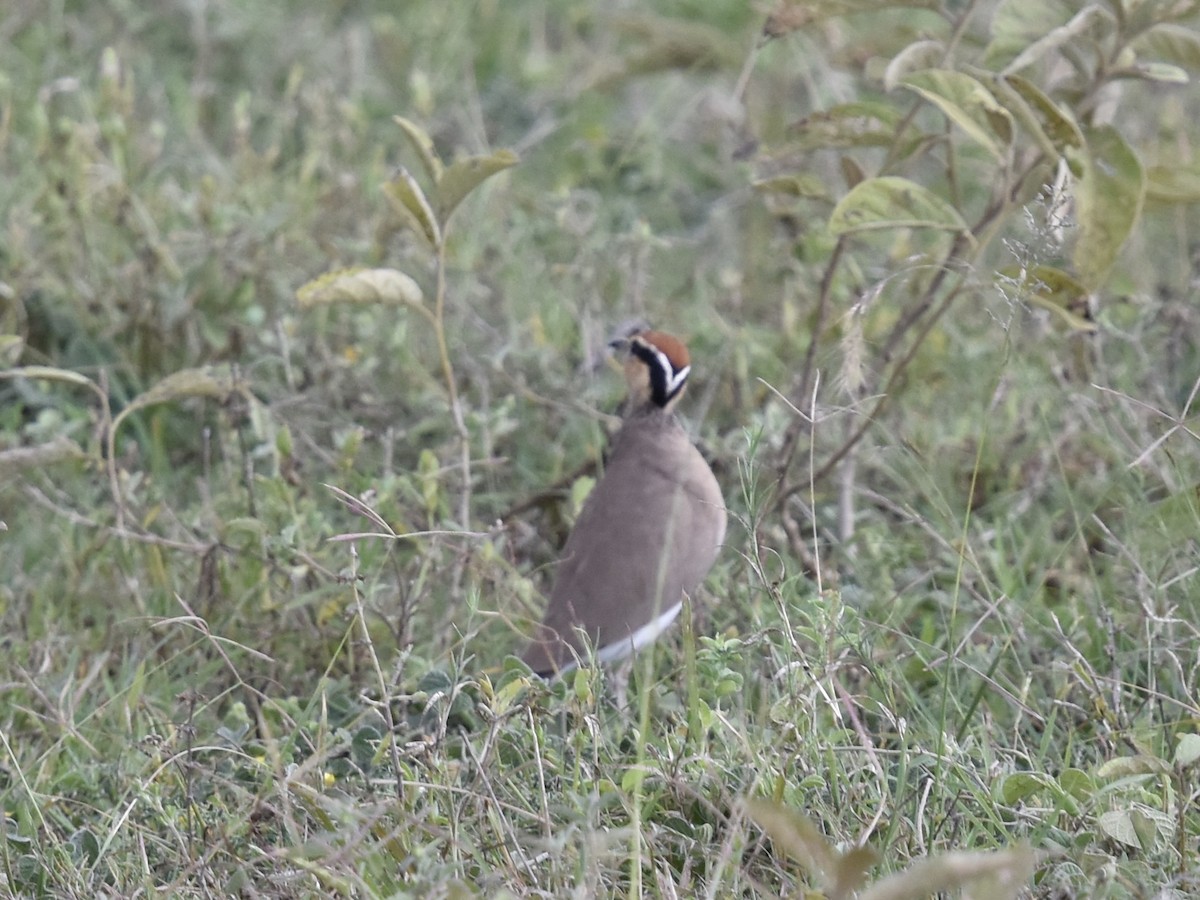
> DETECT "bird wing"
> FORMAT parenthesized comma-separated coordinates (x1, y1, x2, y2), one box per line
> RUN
(528, 423, 725, 670)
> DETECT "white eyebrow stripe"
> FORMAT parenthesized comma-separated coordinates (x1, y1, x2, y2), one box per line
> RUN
(664, 363, 690, 394)
(644, 342, 689, 391)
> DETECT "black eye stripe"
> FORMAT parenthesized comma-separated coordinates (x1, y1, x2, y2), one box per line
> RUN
(631, 339, 689, 407)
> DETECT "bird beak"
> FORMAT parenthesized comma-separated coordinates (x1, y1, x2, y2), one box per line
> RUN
(607, 336, 638, 372)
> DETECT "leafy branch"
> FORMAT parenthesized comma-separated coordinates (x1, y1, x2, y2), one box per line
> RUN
(297, 118, 518, 530)
(751, 0, 1194, 533)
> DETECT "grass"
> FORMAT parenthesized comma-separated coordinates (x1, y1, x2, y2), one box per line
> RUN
(2, 0, 1200, 897)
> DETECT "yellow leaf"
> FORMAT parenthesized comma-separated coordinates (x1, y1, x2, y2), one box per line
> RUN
(393, 115, 443, 185)
(382, 167, 440, 247)
(436, 150, 519, 226)
(296, 267, 423, 309)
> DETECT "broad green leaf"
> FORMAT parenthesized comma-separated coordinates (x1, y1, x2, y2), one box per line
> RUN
(829, 176, 968, 235)
(619, 765, 644, 794)
(999, 4, 1107, 76)
(69, 828, 100, 866)
(296, 267, 423, 309)
(1058, 767, 1096, 800)
(788, 101, 904, 150)
(1174, 733, 1200, 767)
(382, 167, 441, 247)
(436, 149, 519, 226)
(111, 366, 244, 456)
(490, 676, 526, 717)
(1072, 125, 1145, 291)
(883, 39, 944, 92)
(899, 70, 1013, 162)
(1129, 807, 1167, 852)
(1147, 163, 1200, 203)
(985, 0, 1074, 64)
(1097, 810, 1141, 849)
(999, 771, 1054, 804)
(1096, 754, 1171, 778)
(1133, 22, 1200, 71)
(120, 365, 240, 419)
(393, 115, 443, 184)
(993, 74, 1084, 167)
(998, 265, 1096, 332)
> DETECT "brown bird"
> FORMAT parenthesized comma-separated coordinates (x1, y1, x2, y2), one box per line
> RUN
(523, 329, 726, 678)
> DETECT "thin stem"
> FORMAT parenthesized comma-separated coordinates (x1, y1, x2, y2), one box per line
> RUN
(348, 542, 406, 802)
(430, 239, 471, 530)
(769, 236, 846, 503)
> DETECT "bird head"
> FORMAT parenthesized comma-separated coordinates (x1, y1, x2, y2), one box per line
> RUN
(609, 329, 691, 413)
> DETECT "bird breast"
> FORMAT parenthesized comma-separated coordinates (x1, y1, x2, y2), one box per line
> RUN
(550, 414, 725, 611)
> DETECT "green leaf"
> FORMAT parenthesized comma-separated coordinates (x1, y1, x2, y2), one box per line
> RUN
(568, 475, 596, 520)
(1058, 768, 1095, 800)
(1129, 807, 1164, 851)
(1146, 163, 1200, 203)
(998, 265, 1096, 332)
(985, 0, 1079, 67)
(382, 167, 441, 247)
(620, 765, 644, 794)
(1133, 22, 1200, 72)
(417, 668, 454, 695)
(899, 69, 1013, 162)
(418, 448, 441, 518)
(1174, 733, 1200, 767)
(110, 365, 243, 452)
(999, 5, 1107, 76)
(435, 149, 519, 227)
(393, 115, 443, 185)
(1111, 62, 1189, 84)
(1072, 125, 1145, 292)
(0, 365, 98, 391)
(120, 365, 240, 419)
(1000, 771, 1054, 804)
(1097, 809, 1141, 849)
(787, 101, 904, 150)
(993, 74, 1084, 167)
(829, 176, 969, 235)
(351, 725, 382, 768)
(69, 828, 100, 865)
(1096, 754, 1171, 778)
(883, 39, 944, 92)
(296, 267, 423, 308)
